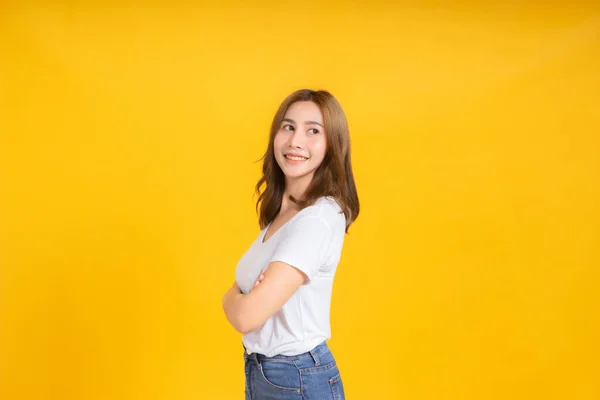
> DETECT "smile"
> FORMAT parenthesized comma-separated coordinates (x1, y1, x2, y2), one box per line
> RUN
(284, 154, 309, 162)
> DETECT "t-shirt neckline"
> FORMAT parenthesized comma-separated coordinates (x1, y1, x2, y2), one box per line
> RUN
(260, 198, 328, 244)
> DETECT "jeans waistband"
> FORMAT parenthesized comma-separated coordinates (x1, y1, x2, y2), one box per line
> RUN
(243, 340, 329, 362)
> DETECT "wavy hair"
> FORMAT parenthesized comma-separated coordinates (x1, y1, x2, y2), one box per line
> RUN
(255, 89, 359, 232)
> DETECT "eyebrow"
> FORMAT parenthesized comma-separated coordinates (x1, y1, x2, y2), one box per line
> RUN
(282, 118, 324, 128)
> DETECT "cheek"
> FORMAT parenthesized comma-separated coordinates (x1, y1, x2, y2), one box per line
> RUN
(272, 135, 286, 164)
(312, 139, 327, 160)
(273, 131, 288, 147)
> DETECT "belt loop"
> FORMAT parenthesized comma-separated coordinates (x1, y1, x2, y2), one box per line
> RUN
(309, 348, 320, 366)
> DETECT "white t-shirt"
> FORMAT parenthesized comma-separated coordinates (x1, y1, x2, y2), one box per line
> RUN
(235, 196, 346, 357)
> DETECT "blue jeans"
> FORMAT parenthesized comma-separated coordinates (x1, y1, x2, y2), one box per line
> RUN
(243, 341, 346, 400)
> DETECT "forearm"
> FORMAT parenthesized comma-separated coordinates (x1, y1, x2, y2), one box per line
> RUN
(222, 282, 249, 333)
(222, 263, 302, 334)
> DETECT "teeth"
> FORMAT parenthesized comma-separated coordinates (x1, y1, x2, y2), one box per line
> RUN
(285, 155, 308, 161)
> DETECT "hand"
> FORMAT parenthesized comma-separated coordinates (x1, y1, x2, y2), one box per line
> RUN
(251, 268, 266, 291)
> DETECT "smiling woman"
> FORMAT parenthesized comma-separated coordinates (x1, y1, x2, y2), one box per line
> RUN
(276, 103, 327, 173)
(222, 89, 359, 400)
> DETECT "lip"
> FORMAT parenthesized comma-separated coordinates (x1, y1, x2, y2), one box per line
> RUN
(283, 152, 309, 159)
(283, 152, 309, 164)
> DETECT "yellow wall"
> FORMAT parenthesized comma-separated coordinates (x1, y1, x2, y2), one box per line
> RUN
(1, 1, 599, 399)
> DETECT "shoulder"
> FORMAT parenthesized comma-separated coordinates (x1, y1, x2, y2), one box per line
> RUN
(294, 196, 346, 232)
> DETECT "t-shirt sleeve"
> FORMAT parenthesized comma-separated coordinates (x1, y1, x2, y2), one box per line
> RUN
(269, 215, 332, 282)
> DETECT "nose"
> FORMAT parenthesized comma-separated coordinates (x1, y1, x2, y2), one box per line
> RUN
(288, 129, 303, 149)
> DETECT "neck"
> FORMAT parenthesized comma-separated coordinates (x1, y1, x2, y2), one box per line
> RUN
(281, 174, 313, 211)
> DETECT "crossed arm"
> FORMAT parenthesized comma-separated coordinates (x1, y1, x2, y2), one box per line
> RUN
(222, 261, 307, 334)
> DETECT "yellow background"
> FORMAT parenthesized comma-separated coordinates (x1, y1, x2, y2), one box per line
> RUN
(1, 1, 599, 399)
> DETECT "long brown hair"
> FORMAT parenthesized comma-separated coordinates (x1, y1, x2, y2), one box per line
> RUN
(255, 89, 360, 232)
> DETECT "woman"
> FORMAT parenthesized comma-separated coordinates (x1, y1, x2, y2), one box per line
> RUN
(222, 89, 359, 400)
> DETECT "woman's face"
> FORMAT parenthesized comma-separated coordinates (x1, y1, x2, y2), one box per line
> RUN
(274, 101, 327, 183)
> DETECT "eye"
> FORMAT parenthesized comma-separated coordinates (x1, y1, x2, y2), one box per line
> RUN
(308, 128, 319, 135)
(282, 124, 294, 131)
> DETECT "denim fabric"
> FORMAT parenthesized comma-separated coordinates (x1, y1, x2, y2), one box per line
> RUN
(244, 341, 345, 400)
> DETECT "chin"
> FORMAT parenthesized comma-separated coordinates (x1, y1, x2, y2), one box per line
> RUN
(284, 171, 313, 181)
(282, 171, 303, 179)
